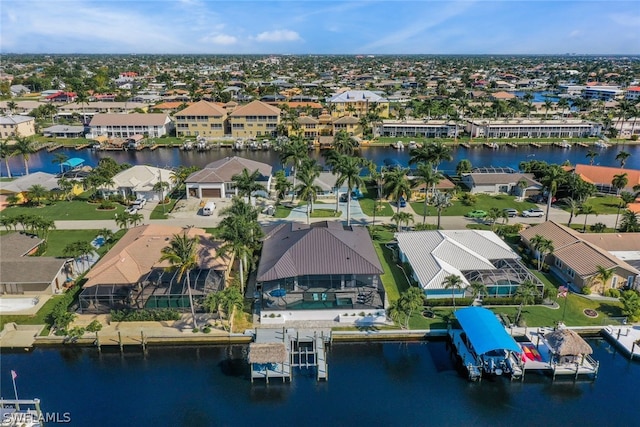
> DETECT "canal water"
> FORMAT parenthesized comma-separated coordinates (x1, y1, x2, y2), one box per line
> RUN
(1, 339, 639, 426)
(2, 144, 640, 177)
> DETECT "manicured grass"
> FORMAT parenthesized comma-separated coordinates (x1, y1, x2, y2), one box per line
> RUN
(309, 209, 341, 218)
(0, 294, 62, 333)
(359, 197, 393, 217)
(44, 229, 125, 258)
(410, 194, 537, 217)
(370, 226, 410, 302)
(2, 200, 125, 221)
(150, 198, 179, 219)
(580, 195, 622, 215)
(274, 205, 293, 218)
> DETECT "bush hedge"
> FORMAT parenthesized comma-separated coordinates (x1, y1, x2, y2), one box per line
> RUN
(424, 296, 543, 307)
(110, 308, 181, 322)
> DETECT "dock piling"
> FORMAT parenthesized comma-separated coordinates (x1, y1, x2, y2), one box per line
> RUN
(118, 331, 123, 352)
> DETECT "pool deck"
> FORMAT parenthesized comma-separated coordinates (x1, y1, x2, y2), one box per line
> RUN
(602, 325, 640, 360)
(0, 294, 52, 316)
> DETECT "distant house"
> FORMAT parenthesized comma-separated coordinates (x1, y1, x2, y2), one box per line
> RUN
(519, 221, 639, 293)
(326, 90, 390, 119)
(174, 100, 227, 138)
(257, 221, 385, 323)
(396, 229, 542, 299)
(465, 119, 601, 139)
(45, 91, 77, 103)
(0, 172, 82, 203)
(79, 225, 231, 313)
(286, 171, 347, 198)
(100, 165, 175, 201)
(0, 233, 70, 294)
(490, 91, 516, 100)
(0, 115, 36, 138)
(567, 164, 640, 195)
(185, 156, 272, 199)
(87, 113, 174, 138)
(9, 85, 30, 97)
(461, 171, 541, 197)
(42, 125, 85, 138)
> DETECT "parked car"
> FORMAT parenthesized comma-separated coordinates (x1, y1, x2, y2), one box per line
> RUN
(399, 197, 407, 208)
(125, 206, 138, 215)
(134, 198, 146, 207)
(339, 193, 348, 202)
(465, 209, 488, 218)
(522, 208, 544, 217)
(503, 208, 518, 218)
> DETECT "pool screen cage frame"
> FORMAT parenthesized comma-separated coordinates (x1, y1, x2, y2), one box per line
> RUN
(462, 258, 544, 298)
(79, 268, 224, 313)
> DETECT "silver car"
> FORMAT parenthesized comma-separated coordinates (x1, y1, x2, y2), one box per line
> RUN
(522, 208, 544, 217)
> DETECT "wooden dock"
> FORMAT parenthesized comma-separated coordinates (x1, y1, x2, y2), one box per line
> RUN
(529, 142, 542, 148)
(46, 143, 63, 152)
(574, 141, 589, 147)
(75, 144, 90, 150)
(507, 142, 519, 148)
(459, 142, 470, 148)
(148, 144, 160, 150)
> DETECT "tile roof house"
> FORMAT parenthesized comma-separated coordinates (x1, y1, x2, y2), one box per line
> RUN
(228, 100, 281, 139)
(87, 113, 174, 138)
(326, 90, 390, 119)
(569, 164, 640, 195)
(99, 165, 175, 201)
(174, 100, 227, 138)
(80, 225, 231, 312)
(0, 233, 70, 294)
(186, 156, 272, 199)
(461, 172, 541, 197)
(519, 221, 639, 293)
(0, 172, 82, 203)
(256, 221, 385, 323)
(396, 229, 541, 299)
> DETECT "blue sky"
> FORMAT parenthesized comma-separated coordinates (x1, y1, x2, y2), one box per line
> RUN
(1, 1, 638, 54)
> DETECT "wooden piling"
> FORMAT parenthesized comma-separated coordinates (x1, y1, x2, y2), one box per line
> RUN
(118, 331, 123, 352)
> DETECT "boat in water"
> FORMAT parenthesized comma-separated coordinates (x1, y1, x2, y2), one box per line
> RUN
(392, 141, 405, 150)
(595, 140, 610, 149)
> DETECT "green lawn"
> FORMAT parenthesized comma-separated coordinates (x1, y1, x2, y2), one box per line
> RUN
(274, 205, 293, 218)
(0, 294, 62, 333)
(410, 194, 537, 217)
(150, 198, 179, 220)
(44, 229, 126, 257)
(579, 195, 623, 215)
(359, 197, 393, 217)
(310, 208, 341, 218)
(2, 200, 125, 221)
(370, 226, 410, 302)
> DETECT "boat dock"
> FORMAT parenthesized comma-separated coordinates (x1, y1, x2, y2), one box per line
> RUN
(602, 325, 640, 360)
(507, 142, 519, 148)
(75, 144, 90, 150)
(529, 142, 542, 148)
(249, 328, 329, 383)
(0, 398, 43, 426)
(448, 329, 482, 381)
(574, 141, 589, 147)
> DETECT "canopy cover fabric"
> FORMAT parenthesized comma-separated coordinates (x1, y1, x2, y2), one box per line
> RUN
(455, 307, 522, 355)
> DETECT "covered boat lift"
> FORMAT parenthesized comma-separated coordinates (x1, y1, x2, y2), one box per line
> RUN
(449, 307, 523, 380)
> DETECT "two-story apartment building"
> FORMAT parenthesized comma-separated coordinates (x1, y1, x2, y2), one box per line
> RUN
(87, 113, 174, 138)
(228, 100, 281, 139)
(326, 90, 390, 119)
(174, 100, 227, 138)
(0, 115, 36, 138)
(466, 119, 601, 139)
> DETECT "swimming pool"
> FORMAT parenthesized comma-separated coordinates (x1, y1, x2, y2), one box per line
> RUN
(487, 280, 520, 296)
(91, 236, 105, 249)
(0, 297, 39, 313)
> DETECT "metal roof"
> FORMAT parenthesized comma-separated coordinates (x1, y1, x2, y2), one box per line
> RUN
(257, 222, 383, 282)
(455, 307, 521, 355)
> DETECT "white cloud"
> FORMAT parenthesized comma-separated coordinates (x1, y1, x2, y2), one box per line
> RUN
(201, 33, 237, 45)
(569, 30, 581, 38)
(609, 13, 640, 27)
(255, 30, 301, 43)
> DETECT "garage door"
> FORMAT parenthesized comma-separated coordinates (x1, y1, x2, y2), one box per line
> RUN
(201, 188, 221, 198)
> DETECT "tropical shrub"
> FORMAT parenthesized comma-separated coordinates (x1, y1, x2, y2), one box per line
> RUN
(110, 308, 181, 322)
(582, 286, 592, 295)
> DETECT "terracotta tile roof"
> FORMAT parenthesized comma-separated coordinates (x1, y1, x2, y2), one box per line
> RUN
(175, 100, 226, 117)
(229, 100, 281, 117)
(84, 225, 230, 288)
(333, 116, 359, 124)
(297, 116, 318, 124)
(573, 164, 640, 189)
(186, 156, 272, 183)
(520, 220, 582, 249)
(491, 91, 516, 100)
(581, 232, 640, 251)
(154, 101, 192, 110)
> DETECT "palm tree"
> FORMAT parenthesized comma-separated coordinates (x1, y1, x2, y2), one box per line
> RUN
(152, 180, 170, 214)
(388, 287, 424, 329)
(468, 281, 488, 301)
(391, 211, 414, 232)
(295, 159, 322, 224)
(486, 207, 507, 231)
(455, 159, 472, 176)
(615, 191, 637, 230)
(0, 140, 15, 178)
(409, 142, 452, 172)
(231, 168, 264, 199)
(332, 130, 356, 155)
(13, 135, 36, 175)
(578, 204, 596, 232)
(516, 178, 528, 201)
(97, 228, 115, 249)
(432, 190, 452, 230)
(592, 265, 614, 295)
(616, 150, 631, 169)
(563, 197, 580, 227)
(279, 136, 308, 202)
(529, 234, 554, 271)
(334, 155, 369, 226)
(27, 184, 48, 206)
(273, 169, 291, 206)
(620, 210, 640, 232)
(52, 152, 69, 173)
(612, 173, 628, 196)
(57, 177, 74, 201)
(383, 168, 411, 214)
(160, 233, 199, 329)
(586, 149, 599, 166)
(442, 274, 464, 311)
(115, 212, 130, 230)
(540, 165, 565, 221)
(412, 162, 443, 224)
(515, 279, 538, 325)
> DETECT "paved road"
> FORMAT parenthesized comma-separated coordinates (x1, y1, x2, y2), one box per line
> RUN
(51, 200, 622, 232)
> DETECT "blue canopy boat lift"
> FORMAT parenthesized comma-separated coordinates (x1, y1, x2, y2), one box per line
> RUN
(448, 307, 524, 381)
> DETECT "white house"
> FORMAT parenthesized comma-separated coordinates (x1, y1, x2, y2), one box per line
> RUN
(100, 165, 175, 201)
(87, 113, 173, 138)
(185, 157, 272, 199)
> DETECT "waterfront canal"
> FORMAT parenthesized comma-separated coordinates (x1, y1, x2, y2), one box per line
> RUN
(2, 144, 640, 177)
(1, 339, 639, 426)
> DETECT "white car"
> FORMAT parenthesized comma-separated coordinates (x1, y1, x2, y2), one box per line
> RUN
(134, 198, 146, 207)
(125, 206, 138, 215)
(522, 208, 544, 217)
